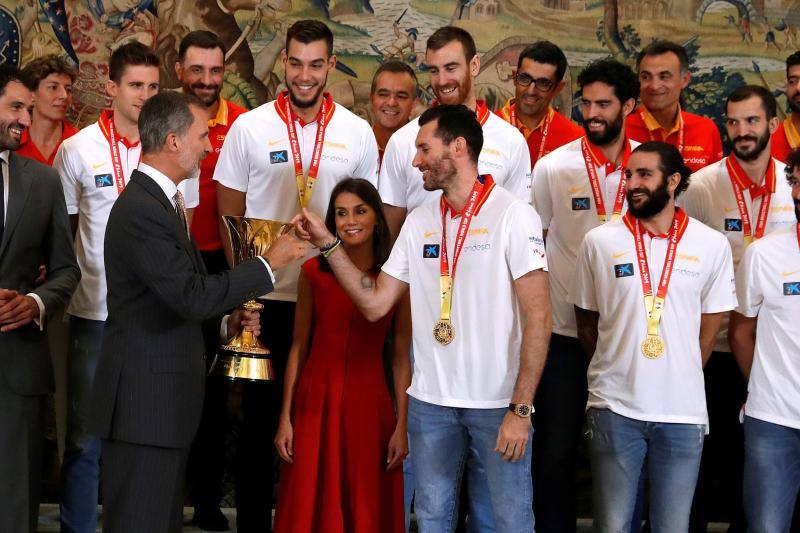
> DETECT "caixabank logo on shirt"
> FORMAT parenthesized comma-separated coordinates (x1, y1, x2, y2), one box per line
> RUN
(572, 197, 591, 211)
(783, 281, 800, 296)
(94, 174, 113, 188)
(724, 218, 743, 232)
(423, 244, 440, 258)
(614, 263, 634, 278)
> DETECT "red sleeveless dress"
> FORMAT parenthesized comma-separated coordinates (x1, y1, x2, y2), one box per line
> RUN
(273, 257, 404, 533)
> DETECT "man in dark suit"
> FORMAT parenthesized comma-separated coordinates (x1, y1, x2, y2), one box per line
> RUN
(0, 65, 81, 533)
(89, 90, 307, 533)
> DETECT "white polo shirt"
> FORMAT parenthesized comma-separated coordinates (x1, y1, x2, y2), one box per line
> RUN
(532, 136, 639, 338)
(570, 214, 737, 427)
(214, 98, 379, 302)
(735, 225, 800, 430)
(55, 119, 199, 321)
(681, 157, 795, 351)
(378, 111, 531, 211)
(382, 182, 548, 408)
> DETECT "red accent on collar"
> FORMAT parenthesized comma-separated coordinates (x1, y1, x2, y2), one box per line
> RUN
(98, 110, 140, 149)
(623, 207, 690, 240)
(275, 91, 335, 127)
(726, 155, 776, 199)
(583, 136, 631, 174)
(442, 175, 496, 217)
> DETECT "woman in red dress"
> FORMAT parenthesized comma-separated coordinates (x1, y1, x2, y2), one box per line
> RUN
(273, 178, 411, 533)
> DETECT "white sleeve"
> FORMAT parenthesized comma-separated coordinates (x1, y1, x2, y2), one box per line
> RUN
(569, 235, 599, 311)
(179, 173, 200, 208)
(381, 214, 413, 283)
(505, 201, 547, 279)
(531, 158, 553, 230)
(680, 172, 711, 224)
(501, 131, 532, 201)
(378, 132, 410, 208)
(53, 142, 82, 216)
(212, 119, 250, 192)
(734, 242, 763, 317)
(701, 234, 738, 314)
(352, 122, 380, 186)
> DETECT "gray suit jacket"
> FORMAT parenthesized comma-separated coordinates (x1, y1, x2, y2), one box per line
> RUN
(90, 169, 273, 449)
(0, 153, 80, 395)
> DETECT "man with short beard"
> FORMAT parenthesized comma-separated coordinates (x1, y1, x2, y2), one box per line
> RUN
(571, 141, 736, 532)
(530, 58, 639, 533)
(729, 152, 800, 533)
(214, 19, 378, 532)
(681, 85, 797, 531)
(379, 26, 530, 239)
(53, 42, 199, 533)
(770, 51, 800, 162)
(174, 29, 248, 531)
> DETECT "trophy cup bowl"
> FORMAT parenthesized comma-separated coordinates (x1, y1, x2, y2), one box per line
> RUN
(209, 216, 291, 381)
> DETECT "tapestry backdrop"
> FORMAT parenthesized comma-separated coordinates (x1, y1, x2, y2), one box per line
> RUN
(2, 0, 796, 136)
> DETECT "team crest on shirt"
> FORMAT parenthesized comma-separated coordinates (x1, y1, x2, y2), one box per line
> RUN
(423, 244, 440, 258)
(783, 282, 800, 296)
(572, 197, 591, 211)
(270, 150, 288, 164)
(724, 218, 743, 232)
(614, 263, 634, 278)
(94, 174, 113, 188)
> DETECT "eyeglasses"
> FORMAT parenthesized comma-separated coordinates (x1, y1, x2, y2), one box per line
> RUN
(515, 73, 556, 92)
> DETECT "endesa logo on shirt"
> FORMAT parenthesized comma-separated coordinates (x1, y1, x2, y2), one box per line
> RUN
(572, 197, 591, 211)
(423, 244, 440, 258)
(94, 174, 113, 188)
(270, 150, 288, 164)
(614, 263, 634, 278)
(724, 218, 743, 232)
(783, 281, 800, 296)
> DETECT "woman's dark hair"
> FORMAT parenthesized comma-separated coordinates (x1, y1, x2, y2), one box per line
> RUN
(319, 178, 391, 273)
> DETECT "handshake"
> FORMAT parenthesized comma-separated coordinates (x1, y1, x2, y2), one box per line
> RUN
(290, 209, 336, 248)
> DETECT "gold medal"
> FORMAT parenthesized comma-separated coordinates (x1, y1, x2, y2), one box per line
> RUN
(641, 334, 665, 359)
(433, 319, 455, 345)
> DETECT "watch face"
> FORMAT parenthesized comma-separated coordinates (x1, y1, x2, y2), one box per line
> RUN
(517, 405, 531, 417)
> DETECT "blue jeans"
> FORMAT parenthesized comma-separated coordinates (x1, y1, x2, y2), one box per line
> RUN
(743, 416, 800, 533)
(407, 396, 534, 533)
(60, 317, 104, 533)
(586, 408, 704, 533)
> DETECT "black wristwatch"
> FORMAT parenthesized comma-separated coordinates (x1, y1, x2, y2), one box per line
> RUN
(508, 403, 532, 418)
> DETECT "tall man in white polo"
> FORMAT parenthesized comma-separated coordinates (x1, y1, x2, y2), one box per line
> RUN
(53, 42, 198, 533)
(681, 85, 796, 529)
(379, 26, 530, 239)
(530, 58, 640, 532)
(571, 141, 736, 531)
(213, 20, 378, 532)
(292, 104, 551, 533)
(729, 154, 800, 533)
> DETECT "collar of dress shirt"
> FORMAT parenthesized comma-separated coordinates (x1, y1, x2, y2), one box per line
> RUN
(139, 162, 179, 208)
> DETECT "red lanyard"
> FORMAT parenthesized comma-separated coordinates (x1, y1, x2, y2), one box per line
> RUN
(279, 91, 334, 208)
(725, 156, 775, 245)
(643, 109, 684, 155)
(98, 110, 138, 196)
(474, 100, 490, 126)
(580, 138, 629, 223)
(510, 103, 553, 162)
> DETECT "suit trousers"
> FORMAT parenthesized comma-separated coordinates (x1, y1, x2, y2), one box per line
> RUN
(101, 439, 188, 533)
(0, 383, 45, 533)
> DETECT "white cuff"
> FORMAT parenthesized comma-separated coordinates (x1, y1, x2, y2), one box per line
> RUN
(27, 293, 45, 331)
(257, 257, 276, 284)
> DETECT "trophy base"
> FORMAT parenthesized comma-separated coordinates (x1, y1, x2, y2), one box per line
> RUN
(209, 351, 275, 382)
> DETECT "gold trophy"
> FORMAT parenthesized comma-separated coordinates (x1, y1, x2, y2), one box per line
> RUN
(209, 216, 291, 381)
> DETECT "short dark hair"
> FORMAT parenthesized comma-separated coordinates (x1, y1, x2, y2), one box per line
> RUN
(178, 30, 227, 63)
(725, 84, 777, 120)
(285, 20, 334, 57)
(0, 64, 24, 98)
(517, 41, 568, 82)
(577, 59, 640, 104)
(426, 26, 477, 62)
(784, 147, 800, 177)
(417, 104, 483, 164)
(786, 51, 800, 74)
(636, 41, 690, 73)
(632, 141, 691, 198)
(320, 178, 391, 273)
(20, 55, 77, 92)
(109, 41, 159, 83)
(370, 60, 418, 95)
(139, 91, 203, 155)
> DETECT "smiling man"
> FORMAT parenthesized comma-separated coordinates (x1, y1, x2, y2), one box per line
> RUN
(213, 19, 378, 532)
(496, 41, 582, 170)
(681, 84, 797, 532)
(626, 41, 723, 173)
(378, 26, 531, 240)
(771, 51, 800, 163)
(370, 60, 418, 167)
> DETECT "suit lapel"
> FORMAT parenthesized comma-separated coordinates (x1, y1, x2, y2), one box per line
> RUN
(0, 154, 33, 259)
(131, 170, 201, 271)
